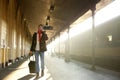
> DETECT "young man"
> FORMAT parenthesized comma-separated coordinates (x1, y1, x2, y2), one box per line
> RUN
(29, 24, 48, 78)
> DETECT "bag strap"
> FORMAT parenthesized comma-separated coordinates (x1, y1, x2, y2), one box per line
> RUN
(29, 55, 35, 61)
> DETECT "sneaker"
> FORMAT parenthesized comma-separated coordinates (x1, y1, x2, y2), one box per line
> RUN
(35, 72, 39, 79)
(41, 70, 44, 76)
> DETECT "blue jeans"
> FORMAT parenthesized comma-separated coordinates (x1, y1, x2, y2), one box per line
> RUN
(34, 51, 44, 73)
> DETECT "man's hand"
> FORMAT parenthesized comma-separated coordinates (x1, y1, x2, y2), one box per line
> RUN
(29, 51, 33, 56)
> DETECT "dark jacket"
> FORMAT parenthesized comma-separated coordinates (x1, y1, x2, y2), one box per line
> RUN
(30, 31, 48, 52)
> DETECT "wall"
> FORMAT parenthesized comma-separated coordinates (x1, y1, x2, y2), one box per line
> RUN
(0, 0, 31, 68)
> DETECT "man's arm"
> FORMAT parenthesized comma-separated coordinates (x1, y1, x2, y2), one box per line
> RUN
(45, 33, 48, 40)
(30, 32, 36, 51)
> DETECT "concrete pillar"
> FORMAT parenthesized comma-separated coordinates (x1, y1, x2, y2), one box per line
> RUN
(7, 0, 14, 63)
(21, 17, 24, 57)
(1, 0, 8, 68)
(0, 0, 2, 67)
(16, 7, 22, 59)
(65, 27, 70, 62)
(12, 0, 17, 62)
(5, 0, 11, 67)
(51, 38, 55, 56)
(90, 1, 96, 70)
(58, 33, 60, 58)
(1, 48, 5, 68)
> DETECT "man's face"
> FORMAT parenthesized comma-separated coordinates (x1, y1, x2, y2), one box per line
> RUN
(38, 25, 42, 30)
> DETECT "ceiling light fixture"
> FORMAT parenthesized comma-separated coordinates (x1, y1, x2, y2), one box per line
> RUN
(46, 15, 50, 21)
(49, 4, 55, 12)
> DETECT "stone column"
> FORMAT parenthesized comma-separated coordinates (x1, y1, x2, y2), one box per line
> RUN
(90, 1, 96, 70)
(0, 0, 2, 68)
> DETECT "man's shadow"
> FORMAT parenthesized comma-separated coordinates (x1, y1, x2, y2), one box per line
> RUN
(18, 74, 35, 80)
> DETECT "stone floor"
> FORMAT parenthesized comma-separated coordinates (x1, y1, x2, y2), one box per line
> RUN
(0, 54, 120, 80)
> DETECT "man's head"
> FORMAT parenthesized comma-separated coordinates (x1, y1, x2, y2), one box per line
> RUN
(38, 24, 43, 30)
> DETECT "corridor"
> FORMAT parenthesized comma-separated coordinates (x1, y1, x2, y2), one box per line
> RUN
(0, 0, 120, 80)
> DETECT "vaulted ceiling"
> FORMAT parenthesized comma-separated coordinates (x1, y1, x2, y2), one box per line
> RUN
(18, 0, 100, 41)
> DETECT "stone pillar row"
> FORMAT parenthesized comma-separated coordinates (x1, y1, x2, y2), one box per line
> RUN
(0, 0, 31, 68)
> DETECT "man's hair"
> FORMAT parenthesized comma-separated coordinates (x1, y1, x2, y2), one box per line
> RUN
(38, 24, 44, 30)
(38, 24, 43, 27)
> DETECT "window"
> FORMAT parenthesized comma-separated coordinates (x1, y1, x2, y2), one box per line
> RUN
(107, 35, 112, 42)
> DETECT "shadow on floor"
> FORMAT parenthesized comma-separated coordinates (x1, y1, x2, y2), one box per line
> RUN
(0, 58, 28, 80)
(18, 74, 35, 80)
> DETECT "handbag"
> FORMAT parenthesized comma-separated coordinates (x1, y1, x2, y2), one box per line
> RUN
(28, 55, 36, 73)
